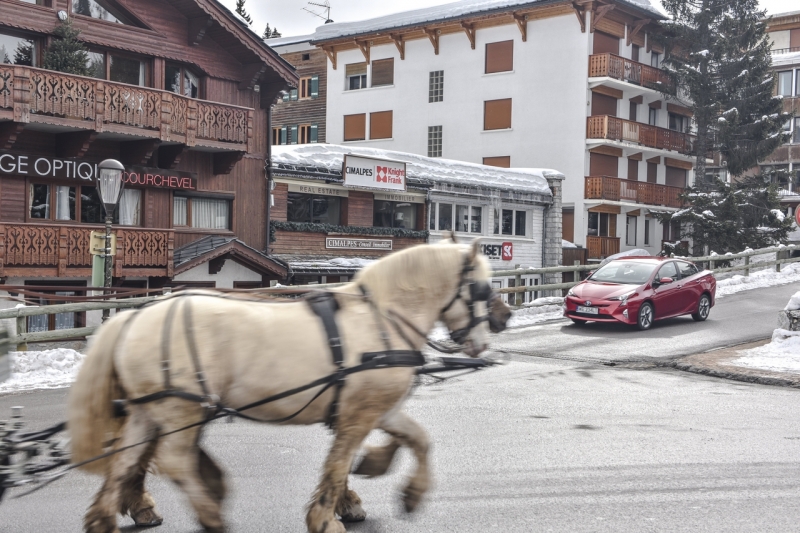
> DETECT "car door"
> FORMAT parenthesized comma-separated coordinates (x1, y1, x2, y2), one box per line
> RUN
(651, 261, 681, 317)
(675, 260, 702, 315)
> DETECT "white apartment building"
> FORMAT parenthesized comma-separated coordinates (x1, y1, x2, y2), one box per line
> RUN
(309, 0, 697, 260)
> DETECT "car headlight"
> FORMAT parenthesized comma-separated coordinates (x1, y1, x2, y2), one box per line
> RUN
(608, 291, 637, 305)
(567, 287, 576, 297)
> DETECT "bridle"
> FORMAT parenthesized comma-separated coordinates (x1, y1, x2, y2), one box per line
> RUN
(439, 255, 496, 345)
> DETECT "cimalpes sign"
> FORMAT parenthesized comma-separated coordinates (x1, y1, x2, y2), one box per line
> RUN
(343, 154, 407, 192)
(326, 237, 393, 251)
(0, 152, 197, 190)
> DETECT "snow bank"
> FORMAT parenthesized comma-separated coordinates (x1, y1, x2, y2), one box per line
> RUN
(729, 329, 800, 375)
(562, 240, 578, 249)
(716, 261, 800, 297)
(0, 348, 85, 393)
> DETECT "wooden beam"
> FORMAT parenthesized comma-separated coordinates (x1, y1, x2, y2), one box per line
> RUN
(355, 40, 370, 63)
(591, 4, 615, 33)
(239, 63, 267, 91)
(646, 156, 661, 164)
(213, 151, 245, 175)
(591, 85, 623, 99)
(649, 100, 662, 109)
(188, 16, 213, 46)
(665, 157, 693, 170)
(572, 2, 586, 33)
(424, 28, 440, 55)
(0, 122, 24, 150)
(629, 95, 643, 104)
(513, 13, 529, 42)
(390, 33, 405, 59)
(323, 47, 337, 70)
(158, 144, 186, 169)
(120, 139, 161, 166)
(628, 152, 643, 161)
(589, 145, 623, 157)
(461, 22, 476, 50)
(626, 18, 650, 46)
(54, 131, 96, 159)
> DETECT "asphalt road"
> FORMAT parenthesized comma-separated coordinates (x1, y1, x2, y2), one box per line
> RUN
(1, 281, 799, 532)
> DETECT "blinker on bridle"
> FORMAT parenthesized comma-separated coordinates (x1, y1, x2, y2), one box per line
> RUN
(441, 256, 496, 345)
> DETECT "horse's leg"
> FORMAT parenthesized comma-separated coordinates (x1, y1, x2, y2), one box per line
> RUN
(157, 428, 226, 533)
(118, 437, 163, 527)
(352, 438, 401, 477)
(377, 410, 431, 513)
(84, 407, 158, 533)
(336, 478, 366, 523)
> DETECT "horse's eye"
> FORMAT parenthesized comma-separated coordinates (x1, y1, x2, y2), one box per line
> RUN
(471, 282, 492, 301)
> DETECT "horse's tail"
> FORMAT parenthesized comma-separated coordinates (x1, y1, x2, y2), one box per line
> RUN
(68, 311, 134, 474)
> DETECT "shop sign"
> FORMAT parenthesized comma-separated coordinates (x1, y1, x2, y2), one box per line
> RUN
(326, 237, 393, 251)
(481, 242, 513, 261)
(0, 152, 197, 190)
(343, 154, 406, 192)
(373, 192, 425, 204)
(288, 183, 349, 197)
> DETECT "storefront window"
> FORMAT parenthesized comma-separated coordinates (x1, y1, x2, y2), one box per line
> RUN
(287, 192, 341, 224)
(495, 208, 526, 236)
(0, 32, 35, 66)
(438, 203, 453, 231)
(373, 201, 417, 229)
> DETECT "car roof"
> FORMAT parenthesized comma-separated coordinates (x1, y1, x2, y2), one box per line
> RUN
(604, 256, 691, 263)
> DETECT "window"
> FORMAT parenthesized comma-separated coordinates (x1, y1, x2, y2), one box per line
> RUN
(656, 262, 678, 281)
(371, 58, 394, 87)
(117, 189, 141, 226)
(173, 196, 231, 229)
(777, 71, 793, 96)
(663, 220, 680, 241)
(429, 70, 444, 102)
(485, 40, 513, 74)
(299, 124, 311, 144)
(484, 98, 512, 130)
(272, 127, 281, 146)
(494, 208, 526, 236)
(650, 52, 660, 68)
(483, 156, 511, 168)
(0, 32, 35, 67)
(343, 113, 366, 141)
(626, 215, 637, 246)
(373, 200, 418, 229)
(428, 126, 442, 157)
(665, 166, 687, 188)
(345, 62, 367, 90)
(166, 64, 199, 98)
(644, 218, 652, 246)
(298, 75, 319, 99)
(370, 111, 393, 140)
(25, 282, 87, 333)
(629, 101, 638, 121)
(647, 161, 658, 183)
(110, 54, 144, 86)
(587, 212, 614, 237)
(648, 108, 657, 126)
(631, 44, 640, 62)
(30, 184, 75, 221)
(299, 77, 311, 98)
(669, 113, 688, 133)
(794, 118, 800, 144)
(677, 261, 698, 278)
(72, 0, 138, 25)
(29, 183, 141, 225)
(286, 192, 341, 224)
(86, 51, 105, 79)
(430, 203, 482, 233)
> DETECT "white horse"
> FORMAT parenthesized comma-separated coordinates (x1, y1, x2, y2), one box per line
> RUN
(67, 240, 510, 533)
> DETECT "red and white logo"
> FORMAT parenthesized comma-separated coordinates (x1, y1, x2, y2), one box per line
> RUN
(376, 166, 388, 183)
(501, 242, 513, 261)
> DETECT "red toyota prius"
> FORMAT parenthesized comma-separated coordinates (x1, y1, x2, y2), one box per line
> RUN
(564, 256, 716, 330)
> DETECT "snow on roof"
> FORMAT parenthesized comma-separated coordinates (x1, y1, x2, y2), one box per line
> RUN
(265, 33, 315, 47)
(773, 50, 800, 67)
(312, 0, 661, 42)
(271, 144, 558, 196)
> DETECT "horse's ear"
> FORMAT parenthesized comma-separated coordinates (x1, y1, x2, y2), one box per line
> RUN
(469, 238, 481, 262)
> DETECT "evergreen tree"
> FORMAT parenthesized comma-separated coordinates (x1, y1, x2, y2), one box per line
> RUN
(42, 18, 90, 77)
(13, 40, 34, 66)
(262, 23, 271, 39)
(271, 28, 282, 38)
(235, 0, 252, 25)
(659, 0, 789, 185)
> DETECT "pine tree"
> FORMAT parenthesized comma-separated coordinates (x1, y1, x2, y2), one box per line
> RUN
(42, 18, 91, 77)
(235, 0, 252, 25)
(262, 23, 271, 40)
(271, 28, 282, 38)
(659, 0, 790, 185)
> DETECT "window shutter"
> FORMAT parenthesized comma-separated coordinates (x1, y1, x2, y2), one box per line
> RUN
(483, 156, 511, 168)
(290, 88, 298, 101)
(290, 125, 298, 144)
(310, 124, 318, 143)
(483, 99, 512, 130)
(345, 63, 367, 77)
(282, 92, 289, 102)
(369, 111, 393, 139)
(371, 58, 394, 87)
(310, 75, 319, 98)
(343, 114, 366, 141)
(485, 41, 514, 74)
(280, 126, 287, 144)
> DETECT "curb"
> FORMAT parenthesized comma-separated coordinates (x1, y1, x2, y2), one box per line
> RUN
(669, 339, 800, 389)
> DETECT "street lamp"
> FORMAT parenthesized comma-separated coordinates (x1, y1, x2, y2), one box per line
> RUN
(96, 159, 125, 322)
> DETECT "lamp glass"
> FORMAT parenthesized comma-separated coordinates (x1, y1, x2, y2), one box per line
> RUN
(96, 160, 124, 207)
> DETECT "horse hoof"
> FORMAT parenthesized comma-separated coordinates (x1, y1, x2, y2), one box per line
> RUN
(340, 503, 367, 522)
(402, 487, 423, 513)
(132, 507, 163, 527)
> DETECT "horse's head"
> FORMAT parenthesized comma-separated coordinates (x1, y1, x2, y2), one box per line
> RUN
(439, 240, 509, 357)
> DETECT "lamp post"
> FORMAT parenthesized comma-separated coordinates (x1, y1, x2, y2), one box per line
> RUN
(96, 159, 125, 322)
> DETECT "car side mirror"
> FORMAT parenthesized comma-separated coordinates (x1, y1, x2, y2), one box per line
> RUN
(659, 277, 673, 285)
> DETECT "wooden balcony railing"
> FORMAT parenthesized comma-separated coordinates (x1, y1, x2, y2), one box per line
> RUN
(587, 115, 694, 155)
(585, 176, 684, 208)
(589, 53, 673, 90)
(587, 236, 620, 259)
(0, 223, 174, 277)
(0, 65, 252, 150)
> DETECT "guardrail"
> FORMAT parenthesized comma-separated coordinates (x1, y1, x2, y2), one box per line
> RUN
(1, 244, 797, 348)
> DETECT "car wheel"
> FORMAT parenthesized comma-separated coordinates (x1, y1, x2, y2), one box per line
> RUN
(692, 294, 711, 322)
(637, 302, 654, 331)
(571, 318, 587, 326)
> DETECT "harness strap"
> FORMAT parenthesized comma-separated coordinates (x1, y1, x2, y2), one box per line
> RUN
(306, 292, 346, 429)
(182, 299, 212, 401)
(160, 298, 180, 389)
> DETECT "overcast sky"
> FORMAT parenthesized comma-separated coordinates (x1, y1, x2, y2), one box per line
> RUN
(220, 0, 800, 39)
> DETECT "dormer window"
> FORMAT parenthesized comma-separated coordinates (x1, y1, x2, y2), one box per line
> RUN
(166, 64, 200, 98)
(72, 0, 138, 26)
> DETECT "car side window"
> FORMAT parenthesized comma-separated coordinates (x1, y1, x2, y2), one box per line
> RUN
(656, 262, 678, 280)
(677, 261, 698, 278)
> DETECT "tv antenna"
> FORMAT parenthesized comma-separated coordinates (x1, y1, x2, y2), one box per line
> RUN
(303, 1, 333, 24)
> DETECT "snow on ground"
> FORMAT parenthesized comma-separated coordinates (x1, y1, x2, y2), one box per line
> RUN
(716, 258, 800, 297)
(0, 348, 85, 394)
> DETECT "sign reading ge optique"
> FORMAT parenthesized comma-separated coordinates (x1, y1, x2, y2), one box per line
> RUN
(343, 154, 407, 192)
(0, 152, 197, 191)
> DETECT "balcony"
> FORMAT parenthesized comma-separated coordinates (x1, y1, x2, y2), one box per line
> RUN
(587, 115, 694, 155)
(585, 176, 684, 208)
(0, 223, 174, 278)
(589, 53, 673, 91)
(0, 65, 252, 152)
(587, 236, 620, 259)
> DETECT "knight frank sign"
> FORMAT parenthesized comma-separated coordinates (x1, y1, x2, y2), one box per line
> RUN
(343, 154, 407, 192)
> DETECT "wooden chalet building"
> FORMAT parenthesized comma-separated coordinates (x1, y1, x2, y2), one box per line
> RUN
(0, 0, 297, 305)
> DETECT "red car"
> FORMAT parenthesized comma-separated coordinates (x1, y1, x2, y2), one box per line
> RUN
(564, 256, 716, 330)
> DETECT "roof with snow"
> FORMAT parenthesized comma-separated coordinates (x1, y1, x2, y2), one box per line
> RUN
(271, 144, 559, 197)
(773, 51, 800, 67)
(265, 33, 316, 47)
(273, 255, 376, 276)
(311, 0, 662, 43)
(174, 235, 288, 277)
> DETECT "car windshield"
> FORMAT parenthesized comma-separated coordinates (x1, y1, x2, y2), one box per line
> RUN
(589, 261, 658, 285)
